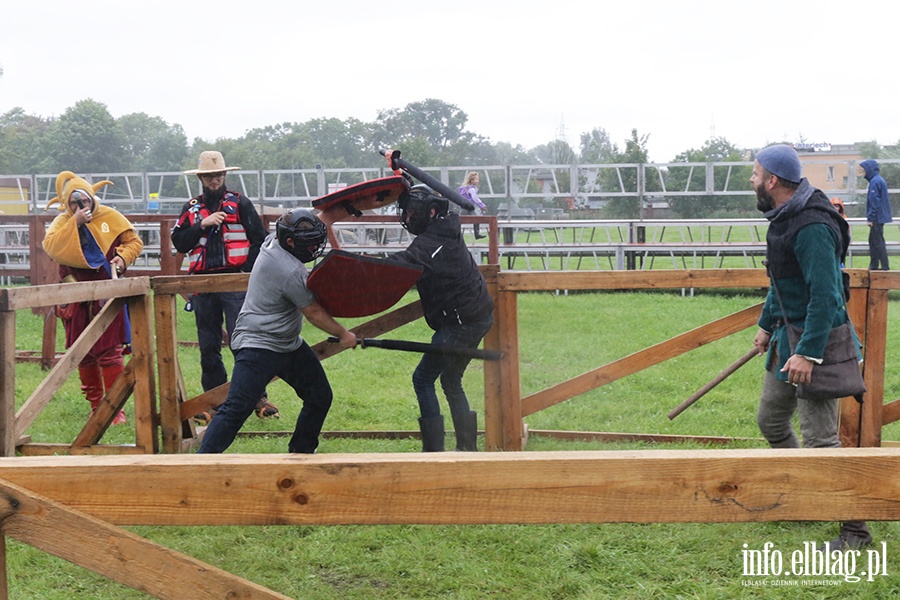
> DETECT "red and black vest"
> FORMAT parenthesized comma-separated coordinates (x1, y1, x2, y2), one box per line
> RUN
(185, 193, 251, 274)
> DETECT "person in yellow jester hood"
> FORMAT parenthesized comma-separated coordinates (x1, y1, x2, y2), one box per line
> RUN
(42, 171, 143, 425)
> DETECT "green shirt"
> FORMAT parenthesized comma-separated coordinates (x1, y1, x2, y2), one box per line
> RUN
(758, 224, 848, 379)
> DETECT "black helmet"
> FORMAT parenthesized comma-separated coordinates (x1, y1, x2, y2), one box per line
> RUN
(397, 184, 449, 235)
(275, 208, 327, 262)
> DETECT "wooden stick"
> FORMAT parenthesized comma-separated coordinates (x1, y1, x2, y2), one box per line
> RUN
(668, 348, 758, 420)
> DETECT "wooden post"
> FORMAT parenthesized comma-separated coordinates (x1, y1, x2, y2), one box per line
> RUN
(0, 308, 15, 458)
(839, 283, 866, 447)
(482, 267, 501, 450)
(484, 276, 522, 451)
(27, 216, 55, 288)
(860, 287, 888, 447)
(154, 290, 183, 453)
(487, 216, 499, 265)
(0, 535, 7, 600)
(158, 218, 178, 275)
(128, 292, 158, 453)
(39, 308, 56, 370)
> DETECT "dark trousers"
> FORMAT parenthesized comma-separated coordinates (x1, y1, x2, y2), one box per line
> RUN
(191, 291, 246, 391)
(869, 223, 890, 270)
(412, 314, 492, 425)
(198, 342, 333, 453)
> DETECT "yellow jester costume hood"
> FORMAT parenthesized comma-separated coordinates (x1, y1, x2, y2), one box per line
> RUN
(42, 171, 142, 270)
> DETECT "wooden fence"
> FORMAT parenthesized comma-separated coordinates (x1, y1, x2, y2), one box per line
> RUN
(2, 265, 900, 597)
(2, 268, 898, 454)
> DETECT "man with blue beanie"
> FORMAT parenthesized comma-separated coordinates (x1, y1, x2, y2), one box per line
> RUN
(859, 159, 892, 270)
(751, 144, 872, 551)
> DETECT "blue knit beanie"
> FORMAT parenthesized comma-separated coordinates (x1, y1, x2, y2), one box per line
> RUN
(755, 144, 802, 184)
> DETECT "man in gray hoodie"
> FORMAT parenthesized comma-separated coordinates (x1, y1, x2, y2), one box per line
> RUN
(860, 159, 892, 270)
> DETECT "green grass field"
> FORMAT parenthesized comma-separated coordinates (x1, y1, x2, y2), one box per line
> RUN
(7, 288, 900, 598)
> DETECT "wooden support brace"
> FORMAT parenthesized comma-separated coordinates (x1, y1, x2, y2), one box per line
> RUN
(0, 477, 290, 600)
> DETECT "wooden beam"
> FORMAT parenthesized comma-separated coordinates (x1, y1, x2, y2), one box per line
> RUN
(0, 278, 150, 312)
(17, 444, 147, 456)
(525, 429, 759, 446)
(179, 384, 229, 422)
(497, 269, 770, 292)
(521, 303, 762, 416)
(866, 269, 900, 290)
(883, 399, 900, 426)
(0, 450, 897, 525)
(150, 273, 248, 296)
(0, 478, 291, 600)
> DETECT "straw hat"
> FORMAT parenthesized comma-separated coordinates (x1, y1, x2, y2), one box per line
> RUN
(183, 150, 240, 175)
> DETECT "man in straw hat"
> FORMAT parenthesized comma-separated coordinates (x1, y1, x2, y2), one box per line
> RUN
(42, 171, 143, 426)
(172, 150, 279, 421)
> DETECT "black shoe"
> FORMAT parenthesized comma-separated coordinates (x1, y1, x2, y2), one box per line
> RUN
(818, 521, 872, 552)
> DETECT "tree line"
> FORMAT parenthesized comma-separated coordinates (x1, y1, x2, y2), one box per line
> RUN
(2, 96, 897, 219)
(0, 97, 652, 174)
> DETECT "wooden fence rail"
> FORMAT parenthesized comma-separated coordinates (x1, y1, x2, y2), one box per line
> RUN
(0, 449, 899, 598)
(3, 269, 898, 455)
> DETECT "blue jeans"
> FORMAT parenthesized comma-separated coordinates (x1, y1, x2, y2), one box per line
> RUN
(191, 291, 246, 392)
(412, 314, 493, 424)
(198, 342, 333, 453)
(756, 367, 840, 449)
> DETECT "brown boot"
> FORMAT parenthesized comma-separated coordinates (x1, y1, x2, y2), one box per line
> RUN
(255, 395, 280, 418)
(101, 364, 127, 425)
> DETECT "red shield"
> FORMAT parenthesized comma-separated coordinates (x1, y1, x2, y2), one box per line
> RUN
(307, 250, 422, 317)
(314, 176, 408, 228)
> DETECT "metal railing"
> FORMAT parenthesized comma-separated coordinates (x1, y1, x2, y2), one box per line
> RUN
(4, 215, 898, 285)
(3, 158, 899, 216)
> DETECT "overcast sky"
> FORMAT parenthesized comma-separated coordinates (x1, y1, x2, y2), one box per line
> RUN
(0, 0, 895, 163)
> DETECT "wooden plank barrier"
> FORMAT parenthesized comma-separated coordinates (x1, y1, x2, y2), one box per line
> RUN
(0, 448, 898, 597)
(0, 450, 898, 526)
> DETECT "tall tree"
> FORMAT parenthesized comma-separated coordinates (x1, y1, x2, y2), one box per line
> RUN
(579, 127, 615, 164)
(0, 108, 53, 174)
(118, 113, 189, 172)
(602, 129, 650, 219)
(371, 99, 475, 164)
(44, 99, 125, 173)
(667, 137, 752, 218)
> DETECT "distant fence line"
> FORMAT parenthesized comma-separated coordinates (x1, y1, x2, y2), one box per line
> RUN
(2, 158, 899, 215)
(3, 215, 900, 285)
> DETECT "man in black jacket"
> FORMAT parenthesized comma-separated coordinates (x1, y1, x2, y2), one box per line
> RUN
(388, 185, 493, 451)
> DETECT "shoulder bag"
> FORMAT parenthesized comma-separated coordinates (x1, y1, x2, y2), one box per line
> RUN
(768, 272, 866, 403)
